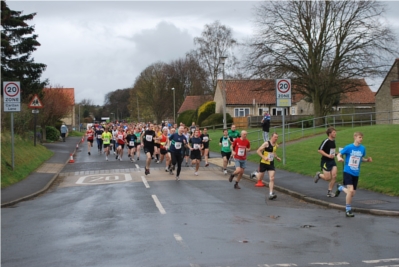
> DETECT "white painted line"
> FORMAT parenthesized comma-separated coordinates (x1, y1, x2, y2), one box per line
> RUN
(259, 264, 297, 267)
(375, 265, 399, 267)
(174, 233, 189, 249)
(141, 176, 150, 188)
(310, 263, 350, 266)
(152, 195, 166, 214)
(135, 164, 140, 169)
(190, 264, 200, 267)
(364, 259, 399, 264)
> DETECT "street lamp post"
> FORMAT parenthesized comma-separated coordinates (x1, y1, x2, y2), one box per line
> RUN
(171, 87, 176, 123)
(219, 56, 227, 129)
(110, 112, 115, 122)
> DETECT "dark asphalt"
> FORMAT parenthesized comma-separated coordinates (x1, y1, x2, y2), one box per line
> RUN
(2, 136, 399, 216)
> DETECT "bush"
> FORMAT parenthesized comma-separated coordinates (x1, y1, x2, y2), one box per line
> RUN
(46, 126, 60, 141)
(202, 113, 233, 128)
(197, 101, 216, 126)
(178, 110, 197, 126)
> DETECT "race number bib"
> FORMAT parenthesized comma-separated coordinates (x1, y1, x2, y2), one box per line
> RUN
(97, 135, 102, 139)
(146, 135, 153, 142)
(267, 153, 274, 161)
(222, 140, 229, 147)
(348, 156, 360, 169)
(193, 143, 200, 150)
(237, 147, 245, 156)
(118, 134, 123, 140)
(329, 148, 336, 155)
(203, 136, 209, 142)
(103, 137, 109, 143)
(175, 142, 182, 149)
(129, 141, 135, 146)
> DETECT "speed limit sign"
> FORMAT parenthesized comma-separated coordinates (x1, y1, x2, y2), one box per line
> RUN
(3, 81, 21, 112)
(276, 79, 291, 107)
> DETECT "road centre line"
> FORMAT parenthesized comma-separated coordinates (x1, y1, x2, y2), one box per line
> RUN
(152, 195, 166, 214)
(141, 176, 150, 188)
(310, 263, 349, 266)
(364, 259, 399, 264)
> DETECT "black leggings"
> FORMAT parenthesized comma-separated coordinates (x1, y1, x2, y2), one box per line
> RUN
(170, 152, 183, 176)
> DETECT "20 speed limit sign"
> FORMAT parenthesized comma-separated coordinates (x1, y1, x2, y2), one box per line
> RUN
(3, 81, 21, 112)
(276, 79, 291, 107)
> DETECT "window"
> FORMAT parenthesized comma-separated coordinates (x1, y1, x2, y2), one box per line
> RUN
(291, 107, 296, 115)
(272, 108, 287, 116)
(234, 108, 250, 117)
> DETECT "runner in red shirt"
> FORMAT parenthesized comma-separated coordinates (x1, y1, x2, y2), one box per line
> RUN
(116, 126, 127, 161)
(85, 126, 95, 156)
(229, 130, 250, 189)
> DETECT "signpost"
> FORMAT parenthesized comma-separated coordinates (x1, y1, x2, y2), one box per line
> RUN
(28, 94, 44, 146)
(3, 81, 21, 170)
(276, 79, 292, 165)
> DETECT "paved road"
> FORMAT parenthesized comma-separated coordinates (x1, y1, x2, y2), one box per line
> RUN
(2, 142, 399, 267)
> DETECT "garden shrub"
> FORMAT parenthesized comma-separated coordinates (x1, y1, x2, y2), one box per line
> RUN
(46, 126, 60, 141)
(197, 101, 215, 126)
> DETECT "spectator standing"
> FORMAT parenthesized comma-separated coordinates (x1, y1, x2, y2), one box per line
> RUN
(60, 123, 68, 142)
(261, 111, 271, 142)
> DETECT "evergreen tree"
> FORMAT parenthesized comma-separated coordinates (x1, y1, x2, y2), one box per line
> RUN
(1, 0, 48, 102)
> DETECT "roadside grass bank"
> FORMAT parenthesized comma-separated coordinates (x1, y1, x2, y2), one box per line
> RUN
(68, 130, 84, 137)
(1, 132, 53, 188)
(208, 125, 399, 196)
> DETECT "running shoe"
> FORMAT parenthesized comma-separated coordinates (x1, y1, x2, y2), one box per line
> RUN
(194, 172, 198, 176)
(137, 157, 139, 161)
(156, 160, 160, 164)
(165, 168, 169, 172)
(268, 193, 277, 200)
(314, 172, 321, 183)
(234, 183, 241, 189)
(119, 157, 122, 161)
(176, 176, 180, 181)
(327, 191, 335, 197)
(88, 152, 91, 156)
(335, 184, 342, 197)
(185, 162, 189, 167)
(106, 156, 108, 161)
(205, 163, 209, 167)
(223, 170, 227, 175)
(116, 155, 118, 160)
(229, 174, 234, 183)
(345, 210, 355, 217)
(169, 169, 174, 175)
(145, 168, 149, 175)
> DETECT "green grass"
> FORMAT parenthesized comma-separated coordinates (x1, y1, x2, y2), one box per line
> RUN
(1, 132, 54, 188)
(208, 125, 399, 196)
(68, 130, 84, 137)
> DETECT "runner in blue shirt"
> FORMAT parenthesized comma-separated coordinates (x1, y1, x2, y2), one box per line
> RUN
(168, 126, 188, 181)
(335, 132, 372, 217)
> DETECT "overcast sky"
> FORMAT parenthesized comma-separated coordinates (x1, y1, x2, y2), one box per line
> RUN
(7, 1, 399, 106)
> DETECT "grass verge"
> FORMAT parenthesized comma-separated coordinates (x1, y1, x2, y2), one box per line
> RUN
(1, 132, 53, 188)
(208, 125, 399, 196)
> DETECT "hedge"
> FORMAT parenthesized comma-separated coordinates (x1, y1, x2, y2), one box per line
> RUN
(197, 101, 216, 126)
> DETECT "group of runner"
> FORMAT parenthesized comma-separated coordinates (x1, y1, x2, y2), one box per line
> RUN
(85, 121, 372, 217)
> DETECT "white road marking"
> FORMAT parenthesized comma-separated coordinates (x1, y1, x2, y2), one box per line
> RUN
(174, 233, 189, 249)
(141, 176, 150, 188)
(374, 265, 399, 267)
(189, 264, 200, 267)
(152, 195, 166, 214)
(135, 164, 140, 169)
(106, 175, 119, 181)
(364, 259, 399, 264)
(258, 264, 297, 267)
(76, 173, 132, 184)
(310, 263, 350, 266)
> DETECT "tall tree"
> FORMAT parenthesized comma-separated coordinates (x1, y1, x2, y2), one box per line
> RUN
(247, 0, 398, 123)
(1, 1, 48, 102)
(192, 20, 238, 93)
(103, 89, 131, 121)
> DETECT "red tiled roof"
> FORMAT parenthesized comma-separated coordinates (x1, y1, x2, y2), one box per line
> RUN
(178, 95, 214, 113)
(218, 79, 374, 105)
(339, 79, 375, 104)
(218, 79, 302, 105)
(43, 88, 75, 105)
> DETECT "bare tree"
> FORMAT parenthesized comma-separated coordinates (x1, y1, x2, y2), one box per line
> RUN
(192, 20, 239, 92)
(247, 0, 398, 123)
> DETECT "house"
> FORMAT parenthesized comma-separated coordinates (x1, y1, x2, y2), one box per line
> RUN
(214, 79, 375, 118)
(375, 59, 399, 124)
(177, 95, 214, 115)
(43, 87, 75, 127)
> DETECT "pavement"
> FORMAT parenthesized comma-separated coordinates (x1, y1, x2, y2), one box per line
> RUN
(2, 136, 399, 217)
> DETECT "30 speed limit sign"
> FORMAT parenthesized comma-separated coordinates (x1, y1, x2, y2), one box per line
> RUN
(276, 79, 291, 107)
(3, 81, 21, 112)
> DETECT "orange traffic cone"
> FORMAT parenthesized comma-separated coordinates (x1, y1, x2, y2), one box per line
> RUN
(69, 154, 75, 163)
(255, 180, 265, 187)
